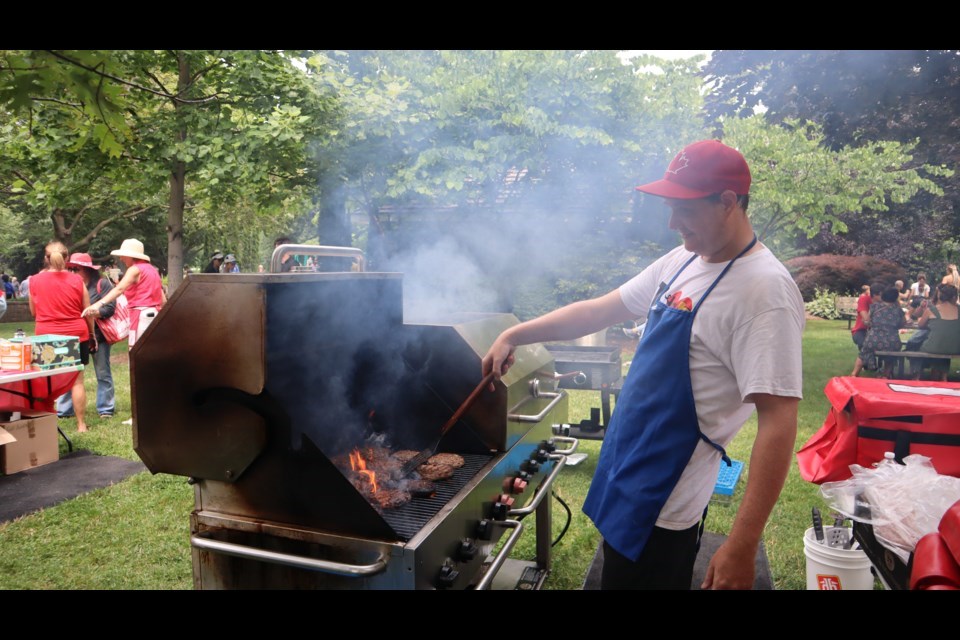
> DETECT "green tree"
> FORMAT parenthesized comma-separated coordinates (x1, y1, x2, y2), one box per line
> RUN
(702, 50, 960, 269)
(721, 116, 950, 256)
(310, 50, 707, 305)
(0, 50, 338, 291)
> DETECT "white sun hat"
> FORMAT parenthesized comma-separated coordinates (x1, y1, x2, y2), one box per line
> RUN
(110, 238, 151, 262)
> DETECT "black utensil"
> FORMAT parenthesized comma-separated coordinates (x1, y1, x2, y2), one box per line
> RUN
(812, 507, 825, 544)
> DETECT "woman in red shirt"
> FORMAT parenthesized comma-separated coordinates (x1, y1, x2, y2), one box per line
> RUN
(28, 241, 96, 432)
(82, 238, 166, 349)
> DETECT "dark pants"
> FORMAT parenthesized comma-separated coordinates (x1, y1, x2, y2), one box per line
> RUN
(601, 523, 701, 590)
(852, 329, 867, 349)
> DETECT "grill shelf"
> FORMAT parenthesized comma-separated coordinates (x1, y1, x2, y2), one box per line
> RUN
(381, 453, 492, 540)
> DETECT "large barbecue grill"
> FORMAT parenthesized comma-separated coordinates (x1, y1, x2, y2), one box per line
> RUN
(130, 271, 577, 589)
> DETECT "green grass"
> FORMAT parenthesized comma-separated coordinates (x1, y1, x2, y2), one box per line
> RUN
(0, 317, 864, 590)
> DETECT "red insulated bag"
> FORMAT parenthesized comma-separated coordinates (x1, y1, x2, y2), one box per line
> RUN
(797, 376, 960, 483)
(95, 280, 131, 345)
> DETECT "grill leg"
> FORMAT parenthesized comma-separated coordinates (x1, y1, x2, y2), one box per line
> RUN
(535, 485, 552, 571)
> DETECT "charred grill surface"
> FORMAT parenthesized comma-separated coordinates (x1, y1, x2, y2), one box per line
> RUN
(381, 453, 491, 540)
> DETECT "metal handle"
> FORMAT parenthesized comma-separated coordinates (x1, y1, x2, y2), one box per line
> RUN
(270, 244, 365, 273)
(507, 391, 565, 423)
(190, 535, 388, 577)
(473, 520, 524, 591)
(550, 435, 579, 456)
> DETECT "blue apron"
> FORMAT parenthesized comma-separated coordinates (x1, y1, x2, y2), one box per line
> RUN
(582, 237, 756, 561)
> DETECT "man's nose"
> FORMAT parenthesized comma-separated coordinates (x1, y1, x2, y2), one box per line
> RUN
(667, 209, 680, 230)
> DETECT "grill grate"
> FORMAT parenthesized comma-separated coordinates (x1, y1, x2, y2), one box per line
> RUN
(381, 453, 492, 540)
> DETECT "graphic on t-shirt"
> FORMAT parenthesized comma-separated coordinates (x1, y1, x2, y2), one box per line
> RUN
(665, 290, 693, 312)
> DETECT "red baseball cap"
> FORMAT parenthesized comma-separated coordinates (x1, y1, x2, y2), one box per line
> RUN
(635, 140, 751, 199)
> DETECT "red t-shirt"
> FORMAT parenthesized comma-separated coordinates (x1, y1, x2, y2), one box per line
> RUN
(851, 293, 873, 334)
(29, 270, 90, 340)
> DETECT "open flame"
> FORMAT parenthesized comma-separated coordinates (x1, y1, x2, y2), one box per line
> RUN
(349, 448, 378, 493)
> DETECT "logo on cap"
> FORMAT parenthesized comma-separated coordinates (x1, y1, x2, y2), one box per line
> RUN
(666, 151, 690, 175)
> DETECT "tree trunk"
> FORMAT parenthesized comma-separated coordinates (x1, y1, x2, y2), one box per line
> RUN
(166, 51, 188, 294)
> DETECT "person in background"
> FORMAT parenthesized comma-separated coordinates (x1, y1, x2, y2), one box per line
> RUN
(2, 274, 14, 299)
(911, 273, 931, 300)
(0, 287, 6, 320)
(82, 238, 165, 351)
(910, 283, 960, 381)
(483, 140, 804, 590)
(18, 274, 30, 299)
(852, 284, 905, 378)
(850, 283, 874, 350)
(222, 254, 240, 273)
(274, 236, 296, 272)
(257, 264, 265, 273)
(942, 264, 960, 289)
(203, 252, 224, 274)
(57, 253, 116, 419)
(29, 241, 96, 432)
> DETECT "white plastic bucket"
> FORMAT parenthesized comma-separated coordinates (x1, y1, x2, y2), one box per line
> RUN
(803, 526, 874, 590)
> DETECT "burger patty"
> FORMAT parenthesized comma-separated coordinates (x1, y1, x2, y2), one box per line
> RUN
(417, 462, 455, 481)
(392, 449, 421, 464)
(372, 488, 411, 510)
(427, 453, 464, 469)
(406, 479, 437, 498)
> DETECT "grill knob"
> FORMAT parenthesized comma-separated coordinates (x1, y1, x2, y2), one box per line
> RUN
(437, 564, 460, 588)
(534, 448, 550, 463)
(523, 459, 540, 474)
(476, 519, 494, 540)
(517, 470, 532, 482)
(540, 440, 558, 453)
(509, 477, 528, 494)
(457, 539, 478, 562)
(491, 495, 515, 520)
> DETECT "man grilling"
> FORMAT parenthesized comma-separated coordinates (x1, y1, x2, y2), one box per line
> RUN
(481, 140, 804, 590)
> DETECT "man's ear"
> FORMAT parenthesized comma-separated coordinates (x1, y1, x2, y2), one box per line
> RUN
(719, 190, 739, 211)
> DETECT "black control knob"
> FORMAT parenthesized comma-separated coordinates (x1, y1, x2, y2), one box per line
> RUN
(491, 502, 510, 520)
(437, 564, 459, 588)
(490, 495, 514, 521)
(540, 440, 558, 453)
(534, 448, 550, 463)
(523, 459, 540, 473)
(457, 539, 478, 562)
(476, 519, 494, 540)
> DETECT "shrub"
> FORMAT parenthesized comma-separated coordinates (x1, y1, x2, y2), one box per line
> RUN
(785, 254, 907, 301)
(805, 287, 842, 320)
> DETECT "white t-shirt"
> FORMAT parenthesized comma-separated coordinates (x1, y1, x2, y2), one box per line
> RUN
(911, 282, 930, 298)
(618, 243, 805, 529)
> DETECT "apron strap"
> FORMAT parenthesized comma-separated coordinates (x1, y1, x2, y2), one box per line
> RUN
(691, 234, 758, 315)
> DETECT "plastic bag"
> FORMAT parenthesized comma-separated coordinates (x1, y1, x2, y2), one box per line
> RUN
(820, 454, 960, 561)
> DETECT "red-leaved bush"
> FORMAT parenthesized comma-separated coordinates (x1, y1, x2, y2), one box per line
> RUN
(785, 254, 908, 301)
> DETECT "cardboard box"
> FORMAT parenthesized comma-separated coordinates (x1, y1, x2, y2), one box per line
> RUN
(0, 412, 59, 474)
(12, 334, 81, 370)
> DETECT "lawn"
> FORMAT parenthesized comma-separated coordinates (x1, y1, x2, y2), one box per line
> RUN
(0, 317, 861, 590)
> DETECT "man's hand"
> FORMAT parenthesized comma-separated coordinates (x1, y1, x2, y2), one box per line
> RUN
(88, 336, 98, 354)
(701, 538, 756, 589)
(481, 335, 516, 390)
